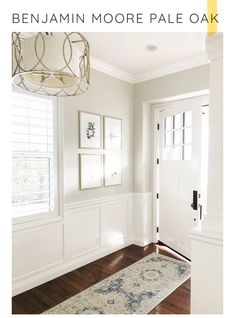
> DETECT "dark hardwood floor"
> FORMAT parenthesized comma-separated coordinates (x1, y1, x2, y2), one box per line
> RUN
(12, 243, 191, 314)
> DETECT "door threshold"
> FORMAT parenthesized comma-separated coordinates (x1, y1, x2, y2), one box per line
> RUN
(157, 240, 191, 262)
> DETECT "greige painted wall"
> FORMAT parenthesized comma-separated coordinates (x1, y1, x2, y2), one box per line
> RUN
(63, 65, 209, 204)
(63, 69, 134, 204)
(133, 65, 210, 193)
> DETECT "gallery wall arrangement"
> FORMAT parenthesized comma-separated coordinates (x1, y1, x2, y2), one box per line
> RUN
(78, 111, 122, 189)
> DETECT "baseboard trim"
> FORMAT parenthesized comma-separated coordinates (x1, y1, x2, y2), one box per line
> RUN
(133, 237, 153, 247)
(12, 238, 133, 297)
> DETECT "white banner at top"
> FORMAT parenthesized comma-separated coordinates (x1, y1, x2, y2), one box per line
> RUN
(8, 0, 223, 33)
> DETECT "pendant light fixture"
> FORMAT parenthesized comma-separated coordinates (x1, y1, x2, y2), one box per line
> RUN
(12, 32, 90, 96)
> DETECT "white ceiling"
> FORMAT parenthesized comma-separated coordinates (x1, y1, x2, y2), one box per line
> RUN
(83, 32, 207, 75)
(20, 32, 208, 83)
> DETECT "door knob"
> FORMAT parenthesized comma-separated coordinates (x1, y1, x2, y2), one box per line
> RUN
(191, 190, 198, 210)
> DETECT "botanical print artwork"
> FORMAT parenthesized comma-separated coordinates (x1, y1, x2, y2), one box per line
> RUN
(44, 253, 190, 314)
(86, 121, 96, 140)
(79, 112, 101, 148)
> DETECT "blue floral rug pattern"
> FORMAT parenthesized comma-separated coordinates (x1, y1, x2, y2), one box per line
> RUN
(44, 253, 190, 314)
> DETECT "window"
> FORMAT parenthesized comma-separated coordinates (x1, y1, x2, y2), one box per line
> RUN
(163, 111, 192, 160)
(12, 92, 58, 219)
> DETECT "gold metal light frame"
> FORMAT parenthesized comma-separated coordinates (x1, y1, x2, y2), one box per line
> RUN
(12, 32, 90, 97)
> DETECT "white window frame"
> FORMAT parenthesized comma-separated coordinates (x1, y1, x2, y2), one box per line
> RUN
(12, 93, 63, 227)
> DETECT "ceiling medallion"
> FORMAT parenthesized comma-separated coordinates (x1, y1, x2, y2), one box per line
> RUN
(12, 32, 90, 97)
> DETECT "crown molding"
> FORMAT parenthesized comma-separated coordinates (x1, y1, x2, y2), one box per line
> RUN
(90, 53, 209, 84)
(90, 57, 135, 84)
(134, 53, 209, 83)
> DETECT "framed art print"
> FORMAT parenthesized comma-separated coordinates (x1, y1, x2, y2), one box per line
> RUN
(79, 154, 102, 190)
(104, 154, 122, 187)
(79, 111, 101, 149)
(104, 116, 122, 150)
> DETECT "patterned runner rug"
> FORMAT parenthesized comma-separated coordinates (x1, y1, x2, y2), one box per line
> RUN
(44, 252, 190, 314)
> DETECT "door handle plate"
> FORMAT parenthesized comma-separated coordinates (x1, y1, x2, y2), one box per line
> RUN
(191, 190, 198, 210)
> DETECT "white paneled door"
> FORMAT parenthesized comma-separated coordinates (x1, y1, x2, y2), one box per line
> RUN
(157, 96, 208, 259)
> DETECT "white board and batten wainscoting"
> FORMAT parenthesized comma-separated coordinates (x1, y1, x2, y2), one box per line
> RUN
(12, 192, 153, 296)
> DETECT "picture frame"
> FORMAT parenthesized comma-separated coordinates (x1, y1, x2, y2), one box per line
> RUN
(104, 154, 122, 187)
(79, 111, 101, 149)
(79, 154, 102, 190)
(103, 116, 122, 150)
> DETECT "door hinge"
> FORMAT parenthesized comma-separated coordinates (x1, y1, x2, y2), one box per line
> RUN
(157, 158, 159, 165)
(156, 226, 159, 233)
(157, 123, 160, 130)
(156, 193, 159, 199)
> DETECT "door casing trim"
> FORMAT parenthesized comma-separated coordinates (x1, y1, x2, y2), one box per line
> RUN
(150, 89, 209, 243)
